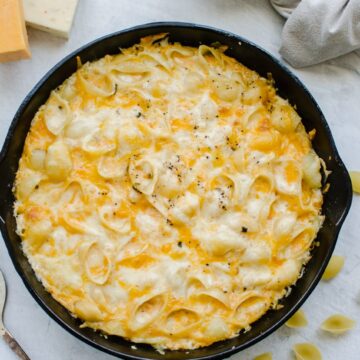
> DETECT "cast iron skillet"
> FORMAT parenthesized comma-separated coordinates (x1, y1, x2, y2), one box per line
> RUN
(0, 22, 352, 360)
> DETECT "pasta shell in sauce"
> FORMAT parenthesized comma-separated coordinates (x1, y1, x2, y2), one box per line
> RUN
(164, 308, 200, 335)
(84, 243, 112, 285)
(131, 294, 167, 331)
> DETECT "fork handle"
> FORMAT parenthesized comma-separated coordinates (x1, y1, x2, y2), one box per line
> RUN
(3, 330, 30, 360)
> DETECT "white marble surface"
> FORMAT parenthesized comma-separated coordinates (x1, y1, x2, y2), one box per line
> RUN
(0, 1, 359, 359)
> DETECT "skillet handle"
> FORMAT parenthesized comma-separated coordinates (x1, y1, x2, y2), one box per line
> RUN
(0, 147, 11, 219)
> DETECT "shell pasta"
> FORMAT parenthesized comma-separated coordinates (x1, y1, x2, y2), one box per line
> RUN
(285, 309, 308, 328)
(322, 255, 344, 281)
(14, 34, 324, 350)
(321, 314, 356, 334)
(293, 343, 322, 360)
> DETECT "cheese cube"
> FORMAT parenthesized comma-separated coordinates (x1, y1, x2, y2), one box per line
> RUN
(0, 0, 31, 63)
(23, 0, 79, 39)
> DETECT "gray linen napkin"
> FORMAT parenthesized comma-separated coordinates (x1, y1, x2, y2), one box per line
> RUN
(270, 0, 360, 67)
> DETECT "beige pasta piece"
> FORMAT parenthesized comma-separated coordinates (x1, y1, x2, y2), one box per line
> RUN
(285, 309, 308, 328)
(293, 343, 322, 360)
(350, 171, 360, 193)
(320, 314, 356, 334)
(322, 255, 345, 281)
(253, 353, 272, 360)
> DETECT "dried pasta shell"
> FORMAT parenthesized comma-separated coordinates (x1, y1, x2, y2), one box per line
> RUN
(322, 255, 345, 281)
(253, 353, 272, 360)
(350, 171, 360, 193)
(293, 343, 322, 360)
(285, 309, 308, 328)
(320, 314, 356, 334)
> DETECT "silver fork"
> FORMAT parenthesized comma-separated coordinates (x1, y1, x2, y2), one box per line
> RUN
(0, 270, 30, 360)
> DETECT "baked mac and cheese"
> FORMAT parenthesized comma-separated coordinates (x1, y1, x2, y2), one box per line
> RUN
(14, 34, 324, 350)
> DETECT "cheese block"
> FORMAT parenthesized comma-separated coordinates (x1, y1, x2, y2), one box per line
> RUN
(23, 0, 79, 39)
(0, 0, 31, 63)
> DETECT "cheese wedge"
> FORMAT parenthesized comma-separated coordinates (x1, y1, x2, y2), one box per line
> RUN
(23, 0, 79, 39)
(0, 0, 31, 62)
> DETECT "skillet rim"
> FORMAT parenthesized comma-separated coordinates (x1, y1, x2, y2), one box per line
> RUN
(0, 21, 353, 360)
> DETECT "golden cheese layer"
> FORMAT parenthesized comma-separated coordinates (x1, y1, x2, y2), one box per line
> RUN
(14, 34, 324, 350)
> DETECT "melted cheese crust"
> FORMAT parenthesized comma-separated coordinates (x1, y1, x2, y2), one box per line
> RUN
(14, 34, 324, 350)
